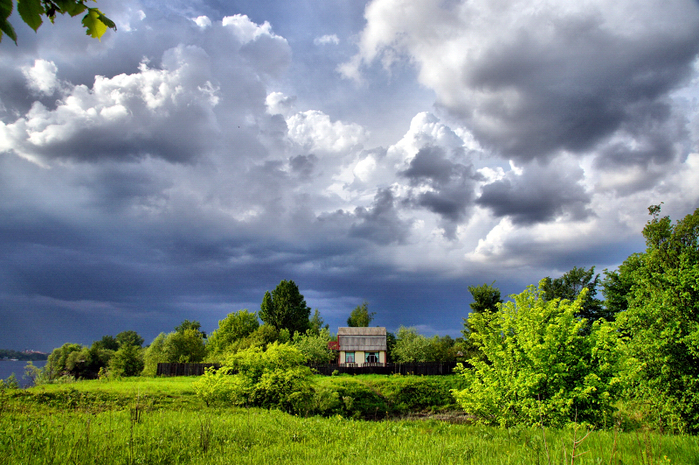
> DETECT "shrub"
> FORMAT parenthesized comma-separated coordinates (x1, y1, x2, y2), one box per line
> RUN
(452, 283, 618, 428)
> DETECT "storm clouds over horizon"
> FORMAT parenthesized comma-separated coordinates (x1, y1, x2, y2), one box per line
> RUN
(2, 0, 699, 351)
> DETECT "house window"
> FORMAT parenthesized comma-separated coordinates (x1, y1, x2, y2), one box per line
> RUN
(345, 352, 355, 363)
(366, 352, 379, 363)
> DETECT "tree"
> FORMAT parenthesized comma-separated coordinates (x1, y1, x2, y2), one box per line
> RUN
(615, 205, 699, 432)
(259, 280, 311, 337)
(346, 301, 375, 327)
(142, 333, 167, 376)
(425, 335, 457, 362)
(463, 282, 504, 358)
(1, 0, 115, 44)
(206, 309, 260, 357)
(453, 283, 618, 428)
(175, 319, 206, 338)
(109, 343, 144, 377)
(115, 330, 144, 348)
(541, 266, 608, 324)
(308, 309, 328, 336)
(392, 326, 430, 363)
(46, 342, 83, 379)
(164, 328, 206, 363)
(93, 335, 119, 351)
(467, 282, 502, 314)
(292, 327, 334, 364)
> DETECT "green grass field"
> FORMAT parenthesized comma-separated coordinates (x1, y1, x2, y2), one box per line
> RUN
(1, 376, 698, 464)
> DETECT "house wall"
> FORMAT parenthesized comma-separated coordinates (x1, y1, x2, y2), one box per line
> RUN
(339, 350, 386, 365)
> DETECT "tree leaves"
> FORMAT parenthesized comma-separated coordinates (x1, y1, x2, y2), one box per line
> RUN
(17, 0, 42, 31)
(0, 0, 18, 44)
(0, 0, 115, 44)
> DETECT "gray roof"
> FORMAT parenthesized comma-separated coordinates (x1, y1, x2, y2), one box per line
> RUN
(338, 327, 387, 351)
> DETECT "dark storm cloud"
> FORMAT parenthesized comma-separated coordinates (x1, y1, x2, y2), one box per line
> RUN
(400, 146, 481, 237)
(349, 188, 413, 245)
(477, 160, 592, 225)
(289, 154, 318, 181)
(460, 16, 699, 160)
(347, 0, 699, 164)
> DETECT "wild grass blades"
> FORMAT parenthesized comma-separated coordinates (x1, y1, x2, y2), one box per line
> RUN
(563, 421, 591, 465)
(199, 417, 212, 453)
(1, 377, 698, 464)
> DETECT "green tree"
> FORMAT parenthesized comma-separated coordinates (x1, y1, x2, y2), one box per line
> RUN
(292, 327, 334, 364)
(164, 328, 206, 363)
(109, 343, 144, 377)
(206, 310, 260, 358)
(392, 326, 430, 363)
(142, 333, 167, 376)
(615, 205, 699, 432)
(175, 319, 206, 338)
(259, 280, 311, 337)
(463, 282, 504, 359)
(308, 309, 328, 336)
(425, 335, 456, 362)
(1, 0, 115, 44)
(115, 330, 144, 348)
(541, 266, 608, 325)
(453, 283, 618, 428)
(467, 282, 502, 314)
(46, 342, 83, 379)
(92, 335, 119, 351)
(346, 301, 375, 327)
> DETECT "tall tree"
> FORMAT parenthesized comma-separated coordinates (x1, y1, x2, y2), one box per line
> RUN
(206, 310, 260, 357)
(467, 282, 503, 314)
(463, 282, 503, 357)
(616, 205, 699, 433)
(116, 330, 144, 348)
(541, 266, 608, 324)
(346, 301, 375, 327)
(259, 280, 311, 337)
(308, 309, 328, 336)
(1, 0, 115, 44)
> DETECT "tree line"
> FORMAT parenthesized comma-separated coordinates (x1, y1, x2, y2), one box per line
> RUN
(40, 205, 699, 432)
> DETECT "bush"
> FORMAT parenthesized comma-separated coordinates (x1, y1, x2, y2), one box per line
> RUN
(452, 283, 618, 428)
(196, 342, 313, 414)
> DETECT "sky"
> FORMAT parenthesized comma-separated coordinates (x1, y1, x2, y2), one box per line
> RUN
(2, 0, 699, 352)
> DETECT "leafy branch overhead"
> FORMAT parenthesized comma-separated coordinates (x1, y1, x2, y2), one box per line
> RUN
(0, 0, 115, 44)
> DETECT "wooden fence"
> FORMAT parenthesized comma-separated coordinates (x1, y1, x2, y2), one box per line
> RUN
(156, 363, 219, 376)
(157, 361, 462, 377)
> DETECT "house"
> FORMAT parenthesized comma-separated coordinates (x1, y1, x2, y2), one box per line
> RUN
(337, 327, 387, 366)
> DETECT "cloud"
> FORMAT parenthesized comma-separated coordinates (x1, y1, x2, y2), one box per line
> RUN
(348, 187, 413, 245)
(314, 34, 340, 46)
(193, 16, 212, 29)
(477, 157, 592, 225)
(399, 145, 481, 237)
(21, 60, 60, 96)
(344, 0, 699, 161)
(286, 109, 368, 154)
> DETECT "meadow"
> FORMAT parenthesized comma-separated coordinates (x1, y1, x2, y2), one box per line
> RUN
(1, 376, 698, 464)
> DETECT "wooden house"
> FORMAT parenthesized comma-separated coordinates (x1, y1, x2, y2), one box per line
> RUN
(337, 327, 387, 366)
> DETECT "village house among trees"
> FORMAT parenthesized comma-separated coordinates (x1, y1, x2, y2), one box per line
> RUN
(337, 327, 387, 367)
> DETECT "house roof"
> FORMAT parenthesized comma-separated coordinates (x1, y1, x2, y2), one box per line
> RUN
(338, 327, 387, 351)
(337, 327, 386, 336)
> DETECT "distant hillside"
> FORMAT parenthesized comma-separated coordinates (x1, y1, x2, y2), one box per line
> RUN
(0, 349, 48, 361)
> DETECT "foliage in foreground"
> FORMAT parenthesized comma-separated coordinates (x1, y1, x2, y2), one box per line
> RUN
(2, 378, 698, 465)
(613, 206, 699, 433)
(453, 284, 618, 428)
(0, 0, 115, 44)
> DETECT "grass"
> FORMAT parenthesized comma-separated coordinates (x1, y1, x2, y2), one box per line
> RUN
(1, 376, 698, 464)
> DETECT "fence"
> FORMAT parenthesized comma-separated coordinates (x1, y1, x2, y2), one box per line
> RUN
(157, 361, 462, 377)
(156, 363, 219, 376)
